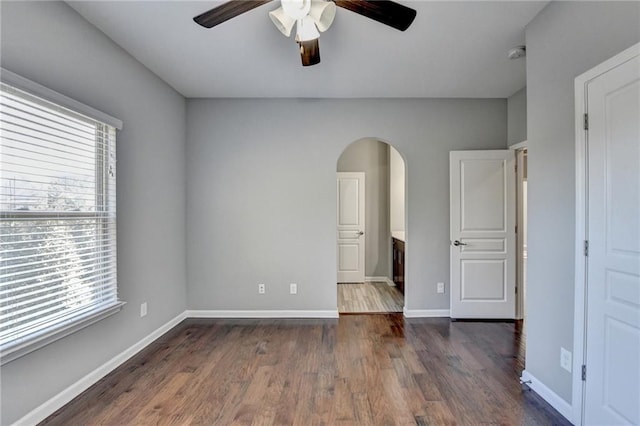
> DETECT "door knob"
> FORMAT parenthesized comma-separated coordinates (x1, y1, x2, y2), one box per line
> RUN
(453, 240, 467, 246)
(358, 231, 364, 236)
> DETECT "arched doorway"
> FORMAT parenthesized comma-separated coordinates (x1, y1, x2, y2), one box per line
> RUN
(336, 138, 407, 314)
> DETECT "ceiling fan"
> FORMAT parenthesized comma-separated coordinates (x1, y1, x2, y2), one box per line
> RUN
(193, 0, 417, 66)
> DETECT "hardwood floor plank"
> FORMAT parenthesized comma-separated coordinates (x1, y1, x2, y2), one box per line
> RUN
(130, 371, 193, 425)
(41, 315, 571, 426)
(338, 282, 404, 313)
(415, 401, 457, 425)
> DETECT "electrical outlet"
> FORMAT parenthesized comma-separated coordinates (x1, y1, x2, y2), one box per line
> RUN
(437, 282, 445, 294)
(258, 283, 265, 294)
(560, 347, 572, 372)
(140, 302, 147, 318)
(290, 283, 297, 295)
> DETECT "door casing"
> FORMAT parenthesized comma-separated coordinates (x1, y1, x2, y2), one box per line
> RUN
(512, 144, 528, 320)
(572, 42, 640, 425)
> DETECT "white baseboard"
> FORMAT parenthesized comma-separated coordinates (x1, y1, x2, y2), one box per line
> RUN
(15, 312, 187, 426)
(185, 310, 339, 319)
(403, 308, 450, 318)
(520, 370, 573, 422)
(365, 276, 395, 287)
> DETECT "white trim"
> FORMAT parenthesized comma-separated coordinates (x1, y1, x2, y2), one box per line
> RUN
(14, 312, 187, 426)
(573, 60, 588, 426)
(572, 41, 640, 426)
(1, 302, 125, 366)
(515, 148, 526, 321)
(509, 140, 528, 150)
(403, 308, 450, 318)
(520, 370, 573, 423)
(365, 276, 395, 286)
(0, 68, 123, 129)
(185, 310, 339, 319)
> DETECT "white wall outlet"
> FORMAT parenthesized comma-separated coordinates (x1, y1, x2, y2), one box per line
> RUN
(258, 283, 265, 294)
(290, 283, 297, 295)
(560, 347, 572, 372)
(437, 282, 445, 294)
(140, 302, 147, 318)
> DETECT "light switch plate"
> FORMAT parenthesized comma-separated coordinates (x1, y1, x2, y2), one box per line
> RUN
(560, 347, 572, 372)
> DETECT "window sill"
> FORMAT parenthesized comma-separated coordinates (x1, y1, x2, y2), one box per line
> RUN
(0, 301, 126, 366)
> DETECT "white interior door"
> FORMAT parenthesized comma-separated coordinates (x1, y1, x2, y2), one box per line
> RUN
(337, 172, 365, 283)
(450, 150, 515, 319)
(584, 52, 640, 426)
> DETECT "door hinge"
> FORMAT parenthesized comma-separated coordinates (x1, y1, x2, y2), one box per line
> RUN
(515, 225, 518, 234)
(584, 240, 589, 257)
(582, 365, 587, 381)
(584, 113, 589, 130)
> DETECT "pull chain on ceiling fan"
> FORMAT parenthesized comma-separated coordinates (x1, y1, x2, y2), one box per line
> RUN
(193, 0, 417, 66)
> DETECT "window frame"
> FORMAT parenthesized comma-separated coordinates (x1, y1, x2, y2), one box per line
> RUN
(0, 69, 124, 365)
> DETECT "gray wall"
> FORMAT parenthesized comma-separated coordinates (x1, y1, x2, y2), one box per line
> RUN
(390, 146, 406, 234)
(186, 98, 507, 312)
(507, 87, 527, 146)
(525, 1, 640, 404)
(0, 2, 187, 423)
(337, 139, 390, 278)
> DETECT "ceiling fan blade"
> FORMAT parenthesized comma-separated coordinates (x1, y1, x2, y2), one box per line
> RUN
(299, 39, 321, 66)
(333, 0, 416, 31)
(194, 0, 273, 28)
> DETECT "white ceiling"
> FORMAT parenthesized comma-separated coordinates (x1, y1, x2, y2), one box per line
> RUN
(67, 1, 547, 98)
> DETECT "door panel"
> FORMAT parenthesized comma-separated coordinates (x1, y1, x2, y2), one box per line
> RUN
(461, 259, 506, 300)
(461, 159, 506, 231)
(584, 54, 640, 425)
(338, 244, 360, 272)
(450, 150, 515, 319)
(338, 178, 360, 225)
(337, 172, 365, 283)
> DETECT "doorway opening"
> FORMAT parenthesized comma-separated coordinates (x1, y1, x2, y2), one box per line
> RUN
(515, 147, 528, 321)
(336, 138, 406, 314)
(514, 147, 528, 362)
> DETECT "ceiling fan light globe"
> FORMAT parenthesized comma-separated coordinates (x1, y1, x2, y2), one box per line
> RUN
(281, 0, 312, 20)
(309, 0, 336, 32)
(295, 15, 320, 42)
(269, 7, 296, 37)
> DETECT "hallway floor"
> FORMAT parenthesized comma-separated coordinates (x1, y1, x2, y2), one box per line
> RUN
(338, 281, 404, 313)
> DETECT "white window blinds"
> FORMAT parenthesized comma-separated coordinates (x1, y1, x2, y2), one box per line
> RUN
(0, 81, 120, 362)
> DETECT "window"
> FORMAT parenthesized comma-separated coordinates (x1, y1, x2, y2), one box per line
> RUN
(0, 73, 122, 364)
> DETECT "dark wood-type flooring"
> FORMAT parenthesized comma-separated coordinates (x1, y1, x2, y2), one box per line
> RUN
(42, 315, 570, 425)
